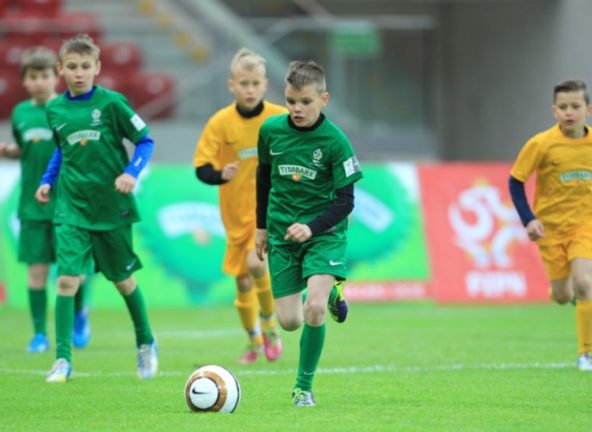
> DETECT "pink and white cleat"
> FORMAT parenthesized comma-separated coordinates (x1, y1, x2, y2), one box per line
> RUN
(262, 328, 283, 362)
(238, 344, 261, 364)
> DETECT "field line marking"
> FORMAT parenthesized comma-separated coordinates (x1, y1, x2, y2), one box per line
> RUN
(0, 360, 575, 379)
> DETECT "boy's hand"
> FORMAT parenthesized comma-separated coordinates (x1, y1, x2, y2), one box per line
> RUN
(221, 161, 239, 181)
(284, 223, 312, 243)
(115, 173, 136, 194)
(526, 219, 545, 241)
(255, 229, 268, 261)
(35, 184, 51, 204)
(0, 142, 19, 159)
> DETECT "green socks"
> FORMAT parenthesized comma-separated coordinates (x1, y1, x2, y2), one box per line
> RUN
(55, 295, 74, 362)
(123, 287, 153, 346)
(296, 323, 326, 391)
(28, 288, 47, 335)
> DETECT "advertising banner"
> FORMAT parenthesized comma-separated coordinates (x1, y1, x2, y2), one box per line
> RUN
(419, 163, 548, 303)
(0, 162, 430, 308)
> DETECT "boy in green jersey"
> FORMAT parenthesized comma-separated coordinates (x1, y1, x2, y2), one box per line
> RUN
(35, 34, 158, 383)
(255, 61, 363, 406)
(0, 46, 91, 353)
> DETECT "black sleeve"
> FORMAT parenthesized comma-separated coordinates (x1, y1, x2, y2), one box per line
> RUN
(306, 183, 355, 236)
(195, 163, 228, 185)
(508, 175, 536, 226)
(256, 164, 271, 229)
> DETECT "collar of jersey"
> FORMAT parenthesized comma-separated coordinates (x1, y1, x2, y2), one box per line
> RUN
(65, 86, 97, 101)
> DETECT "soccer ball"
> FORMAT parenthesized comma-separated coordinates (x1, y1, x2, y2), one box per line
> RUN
(184, 365, 241, 413)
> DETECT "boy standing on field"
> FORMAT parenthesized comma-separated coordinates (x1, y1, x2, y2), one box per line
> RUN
(509, 79, 592, 371)
(193, 48, 285, 364)
(256, 60, 362, 406)
(35, 34, 157, 383)
(0, 47, 91, 353)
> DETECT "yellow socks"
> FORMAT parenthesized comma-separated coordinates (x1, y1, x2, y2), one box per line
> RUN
(253, 274, 277, 330)
(576, 300, 592, 355)
(235, 289, 262, 345)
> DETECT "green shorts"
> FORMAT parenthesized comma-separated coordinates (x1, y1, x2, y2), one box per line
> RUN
(18, 220, 56, 264)
(55, 224, 142, 282)
(268, 232, 347, 298)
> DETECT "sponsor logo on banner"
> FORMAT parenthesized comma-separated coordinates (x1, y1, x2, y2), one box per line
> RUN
(419, 164, 547, 303)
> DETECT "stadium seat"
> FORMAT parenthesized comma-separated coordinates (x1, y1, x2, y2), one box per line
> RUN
(99, 42, 142, 75)
(0, 72, 27, 118)
(131, 72, 176, 119)
(1, 12, 52, 44)
(20, 0, 62, 16)
(95, 72, 133, 96)
(56, 12, 101, 42)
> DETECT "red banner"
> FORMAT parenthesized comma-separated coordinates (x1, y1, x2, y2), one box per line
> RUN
(419, 163, 548, 303)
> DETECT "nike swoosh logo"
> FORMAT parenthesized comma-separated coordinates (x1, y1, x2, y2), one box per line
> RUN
(56, 123, 67, 131)
(270, 150, 284, 156)
(329, 260, 343, 266)
(191, 388, 210, 395)
(125, 259, 137, 271)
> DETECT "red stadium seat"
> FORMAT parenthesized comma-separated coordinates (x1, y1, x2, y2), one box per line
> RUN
(0, 39, 60, 75)
(99, 42, 142, 75)
(56, 12, 101, 42)
(0, 72, 27, 118)
(131, 72, 176, 119)
(1, 11, 52, 44)
(20, 0, 62, 16)
(95, 72, 133, 96)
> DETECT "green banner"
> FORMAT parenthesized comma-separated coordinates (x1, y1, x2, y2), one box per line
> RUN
(0, 163, 429, 308)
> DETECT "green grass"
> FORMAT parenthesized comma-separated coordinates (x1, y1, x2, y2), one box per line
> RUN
(1, 303, 591, 431)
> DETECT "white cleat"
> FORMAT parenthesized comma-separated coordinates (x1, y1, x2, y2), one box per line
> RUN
(137, 340, 158, 379)
(46, 358, 72, 383)
(578, 353, 592, 371)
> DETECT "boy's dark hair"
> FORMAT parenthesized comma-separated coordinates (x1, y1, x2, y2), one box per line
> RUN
(554, 79, 590, 104)
(285, 60, 326, 93)
(59, 33, 100, 61)
(20, 46, 58, 78)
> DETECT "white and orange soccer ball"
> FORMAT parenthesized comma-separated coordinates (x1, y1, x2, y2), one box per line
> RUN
(184, 365, 241, 413)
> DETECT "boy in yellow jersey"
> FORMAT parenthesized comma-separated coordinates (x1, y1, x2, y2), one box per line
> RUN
(509, 79, 592, 371)
(193, 48, 285, 364)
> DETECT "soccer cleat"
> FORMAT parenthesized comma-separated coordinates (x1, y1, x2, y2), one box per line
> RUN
(262, 328, 283, 362)
(292, 388, 316, 407)
(137, 340, 158, 379)
(328, 281, 349, 323)
(73, 307, 91, 349)
(578, 353, 592, 371)
(238, 344, 261, 364)
(46, 358, 72, 383)
(27, 333, 50, 353)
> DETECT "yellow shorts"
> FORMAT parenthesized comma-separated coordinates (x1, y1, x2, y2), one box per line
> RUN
(538, 227, 592, 280)
(222, 235, 256, 277)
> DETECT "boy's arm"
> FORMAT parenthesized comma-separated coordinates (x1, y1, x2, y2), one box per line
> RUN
(40, 148, 62, 188)
(255, 163, 271, 261)
(508, 175, 536, 226)
(195, 164, 228, 185)
(306, 183, 355, 235)
(124, 134, 155, 178)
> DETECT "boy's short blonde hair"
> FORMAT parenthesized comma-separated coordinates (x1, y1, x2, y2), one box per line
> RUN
(59, 33, 100, 62)
(285, 60, 326, 93)
(554, 79, 590, 104)
(20, 46, 58, 78)
(230, 48, 266, 76)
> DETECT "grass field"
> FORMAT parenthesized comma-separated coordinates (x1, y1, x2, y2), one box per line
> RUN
(1, 302, 591, 432)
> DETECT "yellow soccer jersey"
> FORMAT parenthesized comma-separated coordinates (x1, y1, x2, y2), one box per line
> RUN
(193, 100, 287, 245)
(511, 124, 592, 236)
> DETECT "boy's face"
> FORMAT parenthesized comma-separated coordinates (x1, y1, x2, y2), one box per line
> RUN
(228, 65, 268, 111)
(285, 83, 328, 128)
(22, 67, 58, 103)
(552, 90, 592, 136)
(58, 52, 101, 96)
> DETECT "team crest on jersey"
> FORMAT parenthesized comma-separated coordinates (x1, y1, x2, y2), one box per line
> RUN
(91, 109, 103, 126)
(312, 148, 324, 167)
(67, 130, 101, 146)
(23, 128, 53, 143)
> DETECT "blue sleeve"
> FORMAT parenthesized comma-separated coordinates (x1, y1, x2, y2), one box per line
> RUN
(509, 176, 536, 227)
(40, 148, 62, 188)
(124, 134, 155, 178)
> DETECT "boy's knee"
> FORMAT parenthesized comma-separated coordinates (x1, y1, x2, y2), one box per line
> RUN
(115, 276, 136, 296)
(277, 314, 302, 331)
(57, 275, 80, 295)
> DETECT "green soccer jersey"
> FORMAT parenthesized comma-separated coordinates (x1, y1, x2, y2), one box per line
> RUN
(12, 99, 57, 221)
(258, 114, 363, 242)
(46, 86, 149, 230)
